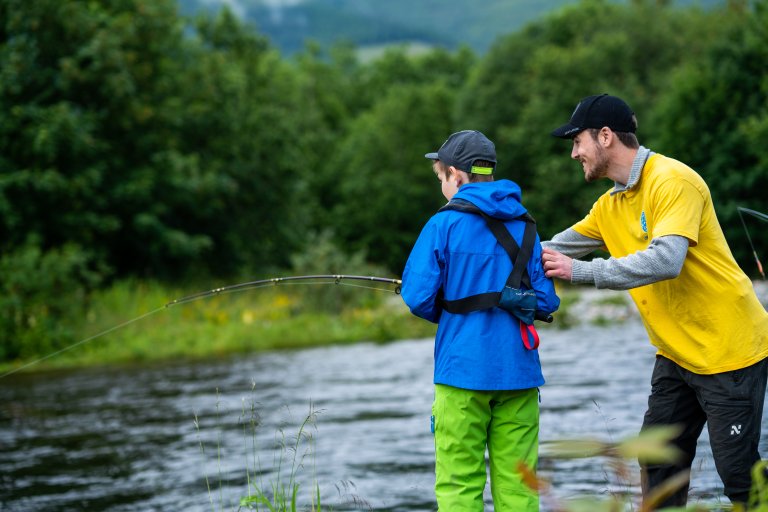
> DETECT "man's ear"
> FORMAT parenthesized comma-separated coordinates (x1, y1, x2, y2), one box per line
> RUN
(600, 127, 614, 147)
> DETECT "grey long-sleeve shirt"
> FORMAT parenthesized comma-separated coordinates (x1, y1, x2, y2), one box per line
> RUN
(542, 229, 688, 290)
(542, 146, 689, 291)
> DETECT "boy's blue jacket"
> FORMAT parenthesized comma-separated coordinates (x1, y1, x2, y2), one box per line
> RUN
(401, 180, 560, 391)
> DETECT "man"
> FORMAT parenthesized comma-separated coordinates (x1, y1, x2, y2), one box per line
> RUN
(542, 93, 768, 509)
(402, 130, 559, 511)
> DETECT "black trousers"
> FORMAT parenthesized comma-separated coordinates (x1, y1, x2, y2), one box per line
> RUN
(640, 355, 768, 509)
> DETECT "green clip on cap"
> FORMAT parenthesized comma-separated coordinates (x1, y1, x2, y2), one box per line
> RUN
(471, 166, 493, 175)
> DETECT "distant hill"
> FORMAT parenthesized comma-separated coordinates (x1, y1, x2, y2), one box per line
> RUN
(178, 0, 723, 56)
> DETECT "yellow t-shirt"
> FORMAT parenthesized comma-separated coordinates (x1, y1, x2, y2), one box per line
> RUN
(573, 153, 768, 374)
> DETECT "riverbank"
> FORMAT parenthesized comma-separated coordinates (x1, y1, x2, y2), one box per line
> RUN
(0, 279, 436, 376)
(2, 279, 766, 376)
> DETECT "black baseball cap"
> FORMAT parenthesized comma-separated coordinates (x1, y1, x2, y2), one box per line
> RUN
(551, 94, 636, 139)
(425, 130, 496, 175)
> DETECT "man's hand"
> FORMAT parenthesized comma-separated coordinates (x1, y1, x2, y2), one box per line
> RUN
(542, 248, 573, 281)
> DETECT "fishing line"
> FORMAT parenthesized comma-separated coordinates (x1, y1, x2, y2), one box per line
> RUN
(0, 275, 403, 379)
(0, 307, 166, 379)
(323, 282, 397, 292)
(737, 206, 767, 280)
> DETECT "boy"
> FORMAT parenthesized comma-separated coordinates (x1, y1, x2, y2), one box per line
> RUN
(401, 130, 559, 511)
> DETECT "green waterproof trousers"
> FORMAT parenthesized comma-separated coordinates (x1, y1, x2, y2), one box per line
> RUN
(432, 384, 539, 511)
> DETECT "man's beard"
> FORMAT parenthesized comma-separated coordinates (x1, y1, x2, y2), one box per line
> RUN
(585, 145, 610, 183)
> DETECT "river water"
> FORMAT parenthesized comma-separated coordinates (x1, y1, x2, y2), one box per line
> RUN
(1, 320, 765, 511)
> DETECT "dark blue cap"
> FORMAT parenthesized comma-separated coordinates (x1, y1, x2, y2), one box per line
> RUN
(551, 94, 636, 138)
(424, 130, 496, 174)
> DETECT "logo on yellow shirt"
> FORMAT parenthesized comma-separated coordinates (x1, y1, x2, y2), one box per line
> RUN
(640, 211, 648, 240)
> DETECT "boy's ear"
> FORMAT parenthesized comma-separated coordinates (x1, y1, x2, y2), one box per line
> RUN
(448, 166, 466, 186)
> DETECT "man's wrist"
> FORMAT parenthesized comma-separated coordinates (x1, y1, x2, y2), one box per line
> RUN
(571, 259, 595, 284)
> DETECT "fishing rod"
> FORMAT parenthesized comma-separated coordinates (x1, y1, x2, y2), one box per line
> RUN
(165, 274, 402, 307)
(0, 274, 402, 379)
(737, 207, 767, 280)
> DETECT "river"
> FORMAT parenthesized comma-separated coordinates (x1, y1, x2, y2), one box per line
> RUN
(1, 320, 764, 511)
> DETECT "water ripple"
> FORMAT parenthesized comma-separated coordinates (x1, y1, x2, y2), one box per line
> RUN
(1, 321, 765, 511)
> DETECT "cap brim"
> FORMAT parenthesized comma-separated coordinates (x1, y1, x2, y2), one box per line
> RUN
(551, 123, 583, 139)
(424, 152, 439, 159)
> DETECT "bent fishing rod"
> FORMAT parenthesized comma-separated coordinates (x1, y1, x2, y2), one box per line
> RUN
(165, 274, 402, 307)
(173, 275, 554, 322)
(737, 206, 768, 280)
(0, 274, 402, 379)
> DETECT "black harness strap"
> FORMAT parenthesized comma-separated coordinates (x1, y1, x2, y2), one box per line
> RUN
(483, 213, 536, 290)
(437, 199, 536, 314)
(439, 291, 500, 314)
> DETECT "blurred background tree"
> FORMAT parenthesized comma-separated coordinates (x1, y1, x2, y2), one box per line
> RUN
(647, 0, 768, 270)
(1, 0, 766, 361)
(457, 0, 736, 239)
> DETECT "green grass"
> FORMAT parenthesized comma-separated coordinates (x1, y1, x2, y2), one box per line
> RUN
(0, 279, 437, 375)
(0, 278, 646, 376)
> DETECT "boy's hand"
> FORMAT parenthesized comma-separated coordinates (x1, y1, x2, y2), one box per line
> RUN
(542, 248, 573, 280)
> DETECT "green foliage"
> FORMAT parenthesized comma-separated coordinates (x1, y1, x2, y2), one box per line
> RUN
(0, 0, 315, 280)
(290, 43, 366, 232)
(1, 0, 767, 364)
(330, 79, 458, 272)
(0, 242, 101, 360)
(541, 425, 768, 511)
(458, 0, 733, 239)
(302, 45, 475, 250)
(647, 0, 768, 276)
(175, 10, 311, 276)
(236, 402, 323, 512)
(748, 460, 768, 511)
(289, 230, 390, 313)
(543, 425, 683, 464)
(195, 395, 373, 512)
(0, 0, 212, 277)
(0, 277, 434, 373)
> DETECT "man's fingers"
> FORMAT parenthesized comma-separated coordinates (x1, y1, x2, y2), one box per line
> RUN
(541, 248, 569, 279)
(542, 249, 558, 267)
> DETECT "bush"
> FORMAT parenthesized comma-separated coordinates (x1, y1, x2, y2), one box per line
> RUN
(289, 230, 392, 314)
(0, 243, 102, 361)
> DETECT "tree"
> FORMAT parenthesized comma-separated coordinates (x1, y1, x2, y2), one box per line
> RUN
(330, 82, 456, 273)
(456, 0, 728, 238)
(647, 0, 768, 275)
(0, 0, 315, 359)
(0, 1, 320, 279)
(317, 46, 475, 273)
(174, 8, 311, 276)
(0, 0, 213, 278)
